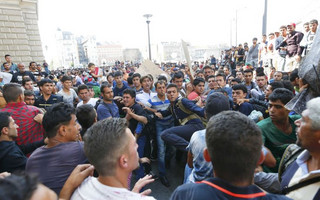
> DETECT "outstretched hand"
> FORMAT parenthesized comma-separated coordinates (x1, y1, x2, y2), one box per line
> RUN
(132, 174, 155, 196)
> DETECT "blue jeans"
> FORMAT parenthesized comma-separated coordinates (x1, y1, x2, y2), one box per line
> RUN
(156, 121, 174, 177)
(161, 123, 204, 151)
(135, 135, 146, 179)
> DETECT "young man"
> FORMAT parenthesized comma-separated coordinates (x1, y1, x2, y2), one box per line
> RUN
(34, 79, 63, 110)
(251, 73, 268, 100)
(71, 118, 155, 199)
(1, 54, 17, 72)
(243, 69, 257, 98)
(132, 73, 143, 92)
(232, 84, 253, 116)
(0, 83, 44, 145)
(97, 84, 119, 120)
(24, 90, 36, 106)
(171, 111, 291, 200)
(1, 62, 13, 84)
(11, 63, 36, 84)
(172, 72, 186, 97)
(113, 71, 128, 97)
(57, 76, 79, 106)
(122, 89, 148, 179)
(159, 84, 205, 151)
(76, 104, 97, 138)
(208, 74, 232, 99)
(187, 78, 205, 101)
(76, 84, 97, 107)
(136, 76, 156, 106)
(258, 88, 299, 172)
(26, 103, 87, 194)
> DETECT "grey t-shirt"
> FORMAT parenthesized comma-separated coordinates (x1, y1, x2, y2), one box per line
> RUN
(58, 88, 78, 106)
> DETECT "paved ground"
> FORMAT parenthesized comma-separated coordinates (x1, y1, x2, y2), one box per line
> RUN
(131, 155, 187, 200)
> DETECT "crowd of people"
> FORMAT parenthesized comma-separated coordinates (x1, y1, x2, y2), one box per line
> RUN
(0, 18, 319, 200)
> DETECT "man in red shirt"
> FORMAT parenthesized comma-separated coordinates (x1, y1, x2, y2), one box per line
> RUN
(0, 83, 44, 145)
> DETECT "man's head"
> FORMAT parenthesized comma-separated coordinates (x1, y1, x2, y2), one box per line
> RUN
(236, 70, 244, 81)
(268, 33, 275, 40)
(215, 74, 227, 88)
(172, 73, 184, 89)
(0, 112, 18, 139)
(205, 111, 262, 184)
(289, 68, 299, 87)
(42, 103, 80, 141)
(39, 79, 54, 96)
(205, 93, 230, 120)
(132, 73, 141, 88)
(3, 83, 23, 103)
(84, 118, 139, 176)
(192, 78, 205, 95)
(203, 66, 214, 80)
(4, 55, 12, 63)
(230, 78, 241, 87)
(287, 23, 296, 34)
(232, 84, 248, 103)
(268, 88, 294, 122)
(243, 69, 253, 84)
(17, 63, 25, 73)
(3, 62, 10, 71)
(122, 89, 136, 107)
(140, 75, 152, 91)
(223, 66, 230, 76)
(22, 77, 33, 90)
(252, 37, 258, 44)
(77, 84, 90, 102)
(76, 104, 97, 137)
(207, 75, 217, 90)
(29, 62, 37, 71)
(256, 73, 267, 88)
(303, 22, 310, 33)
(100, 84, 114, 102)
(24, 90, 35, 105)
(295, 97, 320, 151)
(309, 19, 318, 33)
(264, 81, 284, 100)
(114, 71, 123, 85)
(274, 71, 283, 81)
(61, 76, 72, 90)
(279, 25, 287, 37)
(166, 84, 179, 102)
(154, 80, 166, 97)
(88, 63, 95, 73)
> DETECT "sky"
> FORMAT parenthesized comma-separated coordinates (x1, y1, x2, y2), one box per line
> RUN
(38, 0, 319, 50)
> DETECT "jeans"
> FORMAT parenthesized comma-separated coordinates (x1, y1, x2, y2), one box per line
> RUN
(156, 121, 174, 177)
(135, 135, 146, 179)
(161, 123, 204, 151)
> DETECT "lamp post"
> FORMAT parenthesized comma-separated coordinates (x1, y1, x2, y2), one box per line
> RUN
(143, 14, 152, 60)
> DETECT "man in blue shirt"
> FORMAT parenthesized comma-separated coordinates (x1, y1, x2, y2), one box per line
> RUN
(232, 84, 253, 116)
(97, 84, 119, 120)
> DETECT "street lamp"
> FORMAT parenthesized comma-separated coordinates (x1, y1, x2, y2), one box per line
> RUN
(143, 14, 152, 60)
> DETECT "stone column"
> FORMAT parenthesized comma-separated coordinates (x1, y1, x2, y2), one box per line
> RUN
(0, 0, 44, 64)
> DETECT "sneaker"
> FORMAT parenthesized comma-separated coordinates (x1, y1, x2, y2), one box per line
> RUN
(160, 176, 170, 187)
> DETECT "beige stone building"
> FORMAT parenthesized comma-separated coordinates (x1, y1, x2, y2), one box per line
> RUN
(0, 0, 44, 65)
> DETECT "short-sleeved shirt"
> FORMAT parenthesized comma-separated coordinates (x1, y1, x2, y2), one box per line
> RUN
(113, 82, 129, 97)
(34, 94, 63, 110)
(257, 115, 301, 172)
(26, 141, 88, 194)
(187, 91, 200, 100)
(136, 90, 157, 106)
(58, 89, 78, 106)
(97, 101, 119, 120)
(76, 98, 98, 107)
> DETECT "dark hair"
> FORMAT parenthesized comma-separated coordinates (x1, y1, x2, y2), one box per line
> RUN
(214, 88, 227, 95)
(269, 81, 284, 91)
(132, 73, 141, 79)
(29, 61, 36, 67)
(114, 71, 123, 77)
(289, 68, 299, 82)
(216, 73, 226, 81)
(38, 78, 53, 87)
(76, 104, 96, 137)
(3, 83, 22, 103)
(232, 84, 247, 94)
(303, 22, 310, 26)
(166, 83, 178, 91)
(207, 75, 216, 80)
(243, 69, 253, 74)
(154, 80, 166, 89)
(310, 19, 318, 25)
(206, 111, 262, 183)
(84, 118, 128, 176)
(192, 77, 205, 86)
(256, 67, 264, 75)
(61, 75, 72, 83)
(78, 84, 89, 92)
(157, 75, 167, 82)
(231, 78, 241, 84)
(100, 84, 112, 93)
(280, 25, 287, 29)
(269, 88, 294, 105)
(24, 90, 35, 97)
(0, 174, 39, 200)
(123, 88, 136, 98)
(0, 112, 11, 135)
(22, 78, 33, 86)
(172, 72, 183, 81)
(205, 93, 230, 120)
(4, 54, 10, 58)
(42, 103, 75, 138)
(282, 80, 295, 93)
(127, 77, 133, 85)
(140, 75, 151, 84)
(88, 63, 95, 68)
(107, 73, 114, 79)
(203, 65, 212, 71)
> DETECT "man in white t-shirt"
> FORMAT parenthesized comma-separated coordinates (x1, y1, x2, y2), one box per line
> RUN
(71, 118, 155, 200)
(76, 84, 97, 107)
